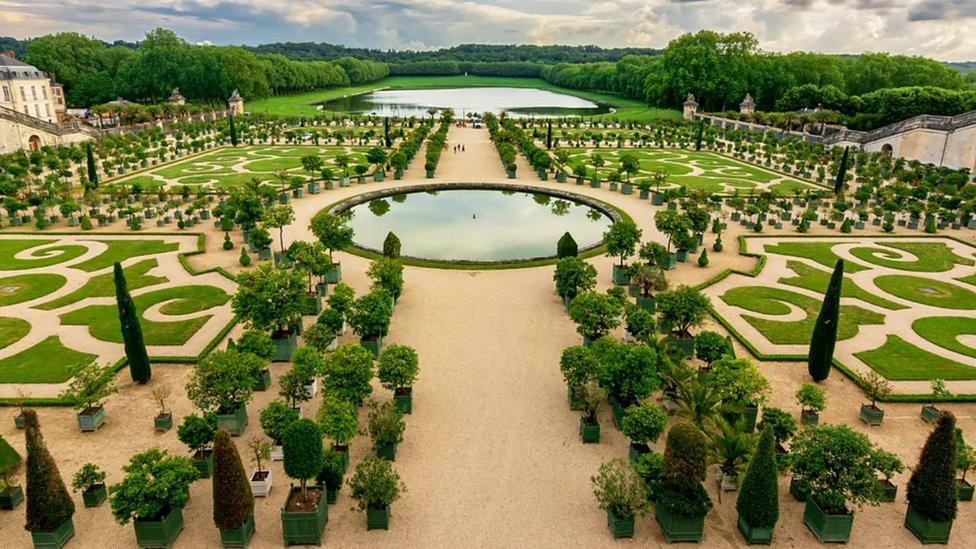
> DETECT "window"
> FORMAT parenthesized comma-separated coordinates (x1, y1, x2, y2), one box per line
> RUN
(31, 86, 37, 100)
(23, 106, 28, 114)
(34, 104, 40, 117)
(42, 87, 47, 100)
(45, 104, 51, 118)
(20, 86, 25, 101)
(1, 86, 8, 101)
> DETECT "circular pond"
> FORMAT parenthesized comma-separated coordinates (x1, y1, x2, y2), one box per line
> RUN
(338, 185, 616, 263)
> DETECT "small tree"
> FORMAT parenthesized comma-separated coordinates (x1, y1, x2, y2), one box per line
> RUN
(108, 449, 198, 524)
(383, 232, 402, 258)
(657, 285, 711, 337)
(327, 283, 356, 319)
(624, 306, 656, 343)
(347, 455, 405, 511)
(367, 401, 406, 451)
(593, 338, 660, 407)
(796, 382, 826, 415)
(553, 257, 597, 301)
(246, 437, 270, 474)
(808, 259, 843, 381)
(114, 262, 151, 384)
(955, 428, 975, 484)
(282, 419, 323, 502)
(621, 403, 667, 451)
(694, 331, 733, 365)
(235, 329, 275, 362)
(58, 361, 118, 412)
(309, 210, 354, 262)
(557, 232, 578, 258)
(287, 240, 330, 293)
(604, 220, 642, 268)
(906, 412, 958, 522)
(706, 357, 770, 408)
(23, 409, 75, 533)
(212, 429, 254, 531)
(377, 345, 420, 393)
(71, 463, 106, 495)
(259, 400, 299, 445)
(567, 291, 622, 341)
(322, 343, 374, 404)
(185, 350, 262, 414)
(349, 289, 393, 339)
(367, 258, 404, 300)
(262, 204, 295, 255)
(758, 407, 797, 448)
(316, 394, 359, 449)
(736, 426, 779, 531)
(233, 264, 306, 337)
(591, 458, 649, 520)
(278, 368, 312, 408)
(177, 413, 218, 457)
(862, 370, 891, 409)
(560, 345, 598, 391)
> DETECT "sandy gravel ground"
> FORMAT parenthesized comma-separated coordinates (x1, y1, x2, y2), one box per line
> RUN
(1, 125, 974, 548)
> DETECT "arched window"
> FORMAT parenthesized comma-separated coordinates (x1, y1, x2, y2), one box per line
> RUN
(881, 144, 893, 158)
(27, 135, 41, 151)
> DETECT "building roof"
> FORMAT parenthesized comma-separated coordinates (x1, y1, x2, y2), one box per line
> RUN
(0, 54, 45, 79)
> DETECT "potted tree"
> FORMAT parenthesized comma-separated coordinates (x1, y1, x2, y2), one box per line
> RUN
(655, 423, 713, 543)
(246, 437, 272, 498)
(736, 426, 779, 544)
(248, 227, 272, 261)
(628, 263, 661, 312)
(790, 424, 889, 543)
(592, 458, 649, 538)
(559, 345, 598, 411)
(694, 331, 734, 370)
(347, 455, 406, 530)
(656, 285, 711, 356)
(567, 291, 623, 346)
(287, 240, 329, 315)
(212, 429, 255, 548)
(309, 210, 354, 283)
(185, 350, 262, 436)
(579, 380, 605, 444)
(280, 419, 327, 546)
(291, 346, 323, 399)
(758, 407, 797, 471)
(232, 264, 306, 361)
(955, 429, 975, 501)
(553, 257, 597, 309)
(279, 367, 313, 413)
(603, 220, 642, 285)
(620, 403, 667, 461)
(23, 410, 75, 549)
(233, 330, 275, 391)
(58, 361, 118, 432)
(378, 344, 420, 414)
(108, 449, 198, 549)
(317, 449, 345, 504)
(177, 413, 218, 479)
(72, 463, 107, 508)
(327, 283, 356, 333)
(368, 401, 406, 461)
(0, 432, 23, 510)
(859, 371, 891, 426)
(875, 448, 904, 503)
(921, 379, 949, 423)
(151, 386, 173, 431)
(367, 258, 405, 304)
(707, 357, 770, 432)
(594, 338, 660, 428)
(348, 289, 393, 357)
(623, 305, 656, 344)
(796, 383, 826, 426)
(322, 343, 375, 405)
(259, 400, 299, 462)
(905, 413, 958, 543)
(316, 394, 359, 473)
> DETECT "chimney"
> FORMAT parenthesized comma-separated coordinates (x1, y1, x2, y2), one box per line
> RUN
(1, 50, 15, 59)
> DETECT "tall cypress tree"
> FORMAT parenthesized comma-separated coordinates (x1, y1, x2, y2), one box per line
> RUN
(695, 119, 704, 151)
(23, 409, 74, 533)
(808, 259, 843, 381)
(833, 146, 849, 195)
(546, 119, 552, 150)
(212, 429, 254, 532)
(114, 262, 151, 384)
(907, 412, 958, 523)
(229, 114, 238, 147)
(384, 117, 392, 148)
(736, 426, 779, 533)
(85, 142, 98, 187)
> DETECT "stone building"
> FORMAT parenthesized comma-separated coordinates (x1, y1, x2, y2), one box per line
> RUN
(168, 88, 186, 105)
(740, 94, 755, 115)
(682, 93, 698, 121)
(228, 89, 244, 115)
(0, 51, 63, 124)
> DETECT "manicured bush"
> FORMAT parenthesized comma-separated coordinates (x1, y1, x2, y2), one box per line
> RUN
(621, 403, 667, 448)
(316, 394, 358, 448)
(239, 247, 250, 266)
(567, 291, 622, 341)
(23, 409, 75, 532)
(382, 232, 401, 259)
(907, 413, 958, 522)
(796, 382, 826, 414)
(657, 422, 713, 517)
(322, 343, 374, 404)
(808, 259, 843, 381)
(367, 401, 406, 451)
(736, 426, 779, 529)
(282, 419, 323, 502)
(185, 349, 262, 413)
(223, 233, 234, 250)
(259, 400, 299, 445)
(694, 331, 733, 365)
(377, 344, 420, 392)
(758, 407, 797, 447)
(109, 449, 199, 523)
(233, 264, 306, 336)
(592, 458, 649, 519)
(593, 338, 660, 407)
(177, 413, 218, 456)
(212, 429, 253, 531)
(347, 455, 405, 511)
(697, 248, 709, 267)
(317, 448, 345, 493)
(557, 231, 578, 258)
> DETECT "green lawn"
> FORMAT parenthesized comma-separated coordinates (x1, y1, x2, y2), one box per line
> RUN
(0, 274, 67, 306)
(249, 76, 680, 122)
(0, 240, 87, 270)
(0, 336, 96, 383)
(779, 261, 905, 310)
(873, 275, 976, 310)
(60, 285, 230, 345)
(855, 335, 976, 381)
(71, 240, 178, 273)
(0, 317, 30, 350)
(913, 317, 976, 360)
(848, 242, 974, 272)
(36, 259, 167, 311)
(763, 242, 867, 273)
(721, 286, 885, 344)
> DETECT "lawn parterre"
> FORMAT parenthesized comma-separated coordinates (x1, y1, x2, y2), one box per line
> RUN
(704, 236, 976, 391)
(0, 234, 236, 389)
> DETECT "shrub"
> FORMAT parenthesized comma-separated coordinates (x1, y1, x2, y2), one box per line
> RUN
(713, 236, 723, 252)
(367, 258, 404, 300)
(316, 394, 358, 447)
(908, 412, 958, 521)
(382, 232, 401, 258)
(232, 264, 306, 335)
(282, 419, 323, 502)
(796, 382, 826, 413)
(317, 449, 345, 491)
(177, 413, 218, 455)
(185, 350, 261, 413)
(322, 343, 374, 404)
(212, 429, 253, 530)
(657, 422, 713, 517)
(620, 403, 667, 447)
(633, 451, 665, 502)
(697, 248, 709, 267)
(593, 338, 660, 407)
(326, 283, 356, 317)
(656, 285, 711, 336)
(23, 410, 75, 532)
(591, 458, 649, 519)
(235, 329, 275, 362)
(553, 257, 597, 300)
(367, 401, 406, 449)
(377, 344, 420, 391)
(223, 233, 233, 250)
(694, 331, 733, 365)
(109, 449, 198, 524)
(348, 455, 405, 511)
(706, 357, 770, 407)
(736, 426, 779, 529)
(259, 400, 299, 445)
(567, 291, 622, 340)
(624, 306, 656, 343)
(557, 231, 578, 258)
(71, 463, 106, 493)
(559, 345, 598, 390)
(302, 323, 336, 354)
(348, 289, 393, 338)
(239, 247, 250, 266)
(757, 407, 797, 446)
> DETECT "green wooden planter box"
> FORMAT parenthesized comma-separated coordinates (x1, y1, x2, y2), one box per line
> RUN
(326, 487, 339, 504)
(133, 507, 184, 549)
(375, 442, 397, 461)
(556, 172, 567, 183)
(738, 514, 774, 545)
(316, 282, 329, 297)
(507, 169, 516, 179)
(360, 335, 383, 358)
(272, 333, 298, 362)
(393, 387, 412, 414)
(258, 248, 272, 261)
(281, 486, 328, 546)
(579, 417, 600, 443)
(607, 510, 635, 538)
(153, 411, 173, 432)
(636, 295, 655, 312)
(219, 516, 255, 548)
(608, 182, 618, 191)
(77, 406, 106, 432)
(652, 192, 664, 205)
(216, 404, 249, 436)
(30, 517, 74, 549)
(0, 485, 24, 509)
(921, 405, 942, 423)
(800, 410, 819, 426)
(860, 404, 884, 426)
(14, 412, 24, 429)
(639, 189, 649, 199)
(803, 498, 853, 543)
(789, 477, 809, 502)
(366, 505, 391, 530)
(278, 193, 289, 204)
(373, 171, 385, 182)
(657, 254, 677, 270)
(426, 169, 435, 178)
(304, 293, 323, 316)
(904, 504, 953, 544)
(325, 263, 341, 283)
(958, 479, 974, 501)
(655, 505, 706, 543)
(193, 451, 214, 479)
(612, 264, 631, 285)
(611, 400, 627, 429)
(307, 182, 321, 194)
(880, 479, 897, 502)
(676, 249, 689, 262)
(292, 188, 303, 199)
(253, 369, 272, 392)
(590, 178, 601, 188)
(674, 336, 695, 357)
(82, 484, 107, 507)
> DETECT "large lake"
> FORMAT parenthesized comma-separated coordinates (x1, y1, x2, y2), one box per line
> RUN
(345, 189, 612, 262)
(320, 87, 612, 118)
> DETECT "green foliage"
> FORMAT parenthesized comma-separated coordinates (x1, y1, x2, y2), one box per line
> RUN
(368, 400, 406, 448)
(292, 345, 323, 381)
(108, 448, 198, 524)
(697, 248, 709, 267)
(235, 329, 275, 362)
(367, 258, 404, 299)
(706, 357, 770, 407)
(58, 361, 118, 411)
(302, 323, 336, 354)
(559, 345, 598, 389)
(232, 263, 306, 334)
(347, 455, 405, 511)
(736, 426, 779, 529)
(348, 289, 393, 338)
(557, 232, 578, 258)
(593, 338, 660, 406)
(796, 382, 826, 413)
(317, 306, 345, 335)
(282, 419, 323, 500)
(907, 413, 957, 522)
(567, 291, 622, 340)
(316, 393, 359, 446)
(694, 331, 733, 365)
(326, 283, 356, 316)
(211, 429, 253, 530)
(309, 210, 354, 257)
(239, 247, 251, 266)
(23, 409, 75, 532)
(634, 451, 665, 502)
(382, 232, 402, 259)
(956, 428, 975, 481)
(834, 146, 849, 194)
(624, 306, 656, 343)
(757, 407, 797, 446)
(223, 233, 234, 250)
(287, 240, 330, 291)
(809, 259, 843, 381)
(621, 403, 667, 446)
(317, 448, 345, 491)
(603, 220, 642, 267)
(656, 285, 711, 335)
(177, 413, 218, 454)
(71, 463, 105, 493)
(655, 209, 693, 251)
(591, 458, 649, 519)
(657, 422, 713, 517)
(0, 433, 20, 489)
(377, 344, 420, 391)
(185, 350, 261, 413)
(322, 343, 374, 404)
(278, 368, 312, 408)
(553, 257, 597, 300)
(259, 400, 299, 444)
(113, 262, 151, 383)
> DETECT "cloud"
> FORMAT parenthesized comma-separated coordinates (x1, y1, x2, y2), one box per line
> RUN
(3, 0, 976, 60)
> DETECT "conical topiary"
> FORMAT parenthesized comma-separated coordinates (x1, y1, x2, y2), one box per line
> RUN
(115, 262, 151, 384)
(907, 412, 957, 522)
(212, 429, 253, 531)
(23, 409, 75, 533)
(697, 248, 709, 267)
(736, 425, 778, 531)
(557, 232, 578, 258)
(808, 259, 843, 381)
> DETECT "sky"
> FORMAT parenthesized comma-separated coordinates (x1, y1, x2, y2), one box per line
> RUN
(2, 0, 976, 61)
